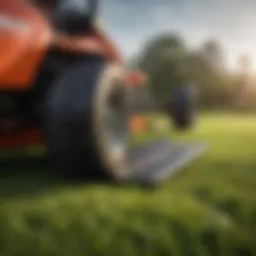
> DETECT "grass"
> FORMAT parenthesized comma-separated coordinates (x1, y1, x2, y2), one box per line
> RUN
(0, 113, 256, 256)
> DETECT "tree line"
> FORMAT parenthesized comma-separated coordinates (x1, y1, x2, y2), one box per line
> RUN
(131, 33, 256, 111)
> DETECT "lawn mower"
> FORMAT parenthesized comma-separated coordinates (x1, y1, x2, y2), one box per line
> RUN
(0, 0, 206, 184)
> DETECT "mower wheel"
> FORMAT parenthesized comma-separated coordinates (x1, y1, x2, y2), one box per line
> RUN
(170, 85, 196, 130)
(42, 60, 131, 180)
(171, 106, 195, 130)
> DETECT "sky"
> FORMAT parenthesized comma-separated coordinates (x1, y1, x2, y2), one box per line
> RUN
(101, 0, 256, 71)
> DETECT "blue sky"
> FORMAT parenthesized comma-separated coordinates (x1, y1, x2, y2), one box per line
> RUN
(101, 0, 256, 70)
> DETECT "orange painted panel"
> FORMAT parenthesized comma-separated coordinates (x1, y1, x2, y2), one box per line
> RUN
(53, 30, 123, 64)
(0, 128, 43, 149)
(126, 71, 146, 87)
(130, 116, 149, 133)
(0, 0, 52, 89)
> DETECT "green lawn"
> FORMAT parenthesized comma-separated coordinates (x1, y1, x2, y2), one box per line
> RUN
(0, 113, 256, 256)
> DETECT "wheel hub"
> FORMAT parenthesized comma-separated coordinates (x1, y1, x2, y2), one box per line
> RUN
(103, 84, 129, 170)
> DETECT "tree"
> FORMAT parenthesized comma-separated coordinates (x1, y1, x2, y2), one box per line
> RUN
(136, 33, 189, 106)
(135, 33, 235, 109)
(199, 39, 226, 73)
(233, 54, 253, 105)
(238, 54, 252, 76)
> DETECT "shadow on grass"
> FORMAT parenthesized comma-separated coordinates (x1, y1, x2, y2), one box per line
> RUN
(0, 156, 70, 200)
(0, 156, 155, 202)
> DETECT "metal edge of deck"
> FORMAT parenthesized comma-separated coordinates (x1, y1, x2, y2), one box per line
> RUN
(146, 142, 209, 185)
(119, 141, 209, 185)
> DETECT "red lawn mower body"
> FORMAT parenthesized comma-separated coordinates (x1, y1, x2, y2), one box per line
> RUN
(0, 0, 145, 150)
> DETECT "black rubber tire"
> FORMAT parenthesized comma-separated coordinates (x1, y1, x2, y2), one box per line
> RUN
(170, 87, 195, 130)
(42, 59, 131, 180)
(172, 107, 194, 130)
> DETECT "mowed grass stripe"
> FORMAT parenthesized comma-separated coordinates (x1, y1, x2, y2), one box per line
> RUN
(0, 113, 255, 256)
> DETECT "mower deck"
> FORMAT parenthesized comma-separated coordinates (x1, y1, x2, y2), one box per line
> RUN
(0, 140, 208, 186)
(121, 140, 208, 185)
